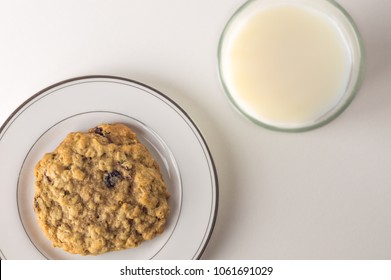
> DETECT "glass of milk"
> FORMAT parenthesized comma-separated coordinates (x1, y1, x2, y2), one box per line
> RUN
(218, 0, 364, 132)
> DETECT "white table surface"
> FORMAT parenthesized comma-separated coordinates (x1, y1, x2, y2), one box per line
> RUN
(1, 0, 390, 259)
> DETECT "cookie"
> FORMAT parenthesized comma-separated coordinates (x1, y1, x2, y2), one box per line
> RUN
(33, 123, 170, 255)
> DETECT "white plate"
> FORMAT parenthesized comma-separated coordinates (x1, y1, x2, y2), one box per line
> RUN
(0, 76, 218, 260)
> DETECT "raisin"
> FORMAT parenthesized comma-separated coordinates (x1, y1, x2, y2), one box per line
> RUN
(103, 170, 122, 188)
(142, 206, 149, 214)
(44, 172, 52, 183)
(93, 127, 104, 136)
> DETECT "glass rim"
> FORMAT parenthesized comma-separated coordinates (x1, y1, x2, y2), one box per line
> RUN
(217, 0, 365, 132)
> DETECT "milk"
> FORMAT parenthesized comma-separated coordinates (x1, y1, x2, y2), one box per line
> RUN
(220, 3, 352, 128)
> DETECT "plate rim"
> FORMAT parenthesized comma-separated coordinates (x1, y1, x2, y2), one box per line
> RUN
(0, 75, 219, 260)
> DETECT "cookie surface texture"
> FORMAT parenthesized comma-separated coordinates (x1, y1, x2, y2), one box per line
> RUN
(33, 123, 170, 255)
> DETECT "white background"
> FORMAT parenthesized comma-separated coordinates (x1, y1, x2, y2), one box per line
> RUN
(1, 0, 390, 259)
